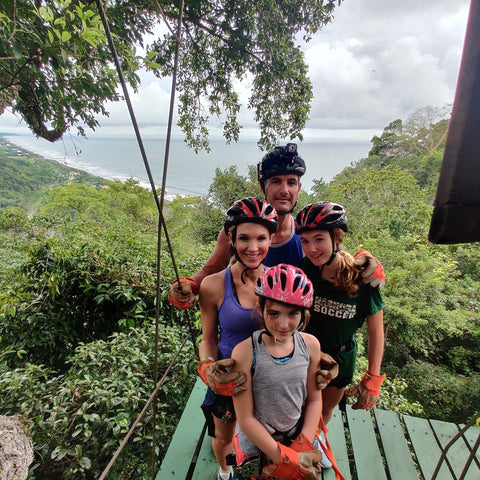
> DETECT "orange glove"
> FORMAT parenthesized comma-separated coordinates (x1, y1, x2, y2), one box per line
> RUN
(168, 277, 199, 310)
(262, 442, 322, 480)
(354, 249, 386, 289)
(197, 358, 246, 396)
(345, 369, 386, 410)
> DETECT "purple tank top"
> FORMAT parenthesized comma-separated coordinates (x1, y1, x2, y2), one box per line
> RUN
(217, 267, 257, 360)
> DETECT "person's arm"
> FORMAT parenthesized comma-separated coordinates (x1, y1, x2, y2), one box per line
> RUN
(366, 310, 384, 376)
(197, 274, 223, 361)
(168, 229, 232, 309)
(192, 229, 232, 285)
(197, 273, 247, 396)
(299, 333, 323, 442)
(231, 339, 282, 464)
(344, 310, 385, 409)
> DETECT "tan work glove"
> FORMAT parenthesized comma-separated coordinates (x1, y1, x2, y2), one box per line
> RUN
(262, 442, 322, 480)
(168, 277, 199, 310)
(197, 358, 246, 396)
(316, 352, 339, 390)
(354, 250, 386, 289)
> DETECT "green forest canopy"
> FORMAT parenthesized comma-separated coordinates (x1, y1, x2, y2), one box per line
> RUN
(0, 108, 479, 479)
(1, 0, 340, 150)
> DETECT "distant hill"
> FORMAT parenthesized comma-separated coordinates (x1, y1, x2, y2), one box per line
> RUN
(0, 136, 106, 210)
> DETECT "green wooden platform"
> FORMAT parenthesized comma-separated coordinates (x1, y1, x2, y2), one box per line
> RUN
(156, 379, 480, 480)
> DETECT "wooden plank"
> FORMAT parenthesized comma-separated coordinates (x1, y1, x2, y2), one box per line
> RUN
(403, 415, 454, 480)
(430, 419, 480, 480)
(190, 429, 218, 480)
(322, 408, 351, 480)
(157, 379, 207, 480)
(346, 406, 387, 480)
(374, 409, 420, 480)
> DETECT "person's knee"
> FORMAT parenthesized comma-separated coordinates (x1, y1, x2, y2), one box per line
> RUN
(212, 430, 233, 448)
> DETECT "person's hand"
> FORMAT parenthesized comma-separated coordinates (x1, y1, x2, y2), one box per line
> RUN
(316, 352, 339, 390)
(197, 358, 247, 396)
(344, 370, 386, 410)
(354, 249, 386, 289)
(168, 277, 199, 310)
(262, 442, 322, 480)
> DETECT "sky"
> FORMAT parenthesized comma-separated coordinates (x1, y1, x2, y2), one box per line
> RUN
(0, 0, 471, 142)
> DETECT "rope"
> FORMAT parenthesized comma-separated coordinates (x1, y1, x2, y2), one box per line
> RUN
(152, 0, 186, 475)
(94, 0, 182, 286)
(94, 1, 196, 479)
(98, 333, 192, 480)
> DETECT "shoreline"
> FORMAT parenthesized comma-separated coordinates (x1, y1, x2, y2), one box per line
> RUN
(0, 134, 193, 200)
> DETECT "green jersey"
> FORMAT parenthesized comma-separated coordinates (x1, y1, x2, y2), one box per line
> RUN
(301, 257, 383, 378)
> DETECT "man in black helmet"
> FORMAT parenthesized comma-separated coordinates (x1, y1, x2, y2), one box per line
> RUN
(168, 142, 385, 310)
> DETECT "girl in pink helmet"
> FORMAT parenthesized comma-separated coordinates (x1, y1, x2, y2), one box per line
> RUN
(231, 264, 332, 480)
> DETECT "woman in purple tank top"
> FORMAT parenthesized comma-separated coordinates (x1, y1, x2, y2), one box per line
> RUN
(196, 197, 278, 480)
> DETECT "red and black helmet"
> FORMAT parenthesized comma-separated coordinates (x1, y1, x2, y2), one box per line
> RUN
(224, 197, 278, 235)
(257, 143, 306, 186)
(295, 201, 348, 234)
(255, 263, 313, 308)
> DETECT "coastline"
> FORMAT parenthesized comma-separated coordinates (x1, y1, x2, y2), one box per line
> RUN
(0, 134, 189, 200)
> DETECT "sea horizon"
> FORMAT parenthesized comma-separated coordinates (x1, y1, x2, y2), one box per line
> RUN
(2, 131, 374, 198)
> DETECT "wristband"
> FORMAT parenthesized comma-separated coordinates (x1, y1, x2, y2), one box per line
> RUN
(172, 277, 200, 295)
(360, 370, 386, 396)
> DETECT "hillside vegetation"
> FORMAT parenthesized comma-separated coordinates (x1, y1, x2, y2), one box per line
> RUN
(0, 107, 479, 479)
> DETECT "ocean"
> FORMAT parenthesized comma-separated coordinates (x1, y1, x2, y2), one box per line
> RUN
(3, 132, 373, 198)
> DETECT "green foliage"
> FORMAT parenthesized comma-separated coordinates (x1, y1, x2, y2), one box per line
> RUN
(207, 165, 261, 211)
(0, 324, 197, 479)
(0, 138, 105, 209)
(0, 230, 156, 369)
(1, 105, 479, 479)
(2, 1, 339, 148)
(392, 361, 480, 423)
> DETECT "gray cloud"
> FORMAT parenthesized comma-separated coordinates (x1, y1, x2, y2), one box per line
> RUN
(0, 0, 470, 139)
(304, 0, 469, 130)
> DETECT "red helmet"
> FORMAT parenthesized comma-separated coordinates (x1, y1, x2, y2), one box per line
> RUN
(224, 197, 278, 234)
(295, 201, 348, 234)
(255, 263, 313, 308)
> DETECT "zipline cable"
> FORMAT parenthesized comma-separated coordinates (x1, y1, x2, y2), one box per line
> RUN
(94, 0, 183, 288)
(152, 0, 186, 476)
(94, 1, 197, 478)
(98, 333, 192, 480)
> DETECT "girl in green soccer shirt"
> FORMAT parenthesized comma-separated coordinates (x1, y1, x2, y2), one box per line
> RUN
(295, 201, 386, 424)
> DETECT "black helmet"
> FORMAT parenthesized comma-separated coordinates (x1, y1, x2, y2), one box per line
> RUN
(257, 143, 306, 186)
(295, 201, 348, 234)
(224, 197, 278, 235)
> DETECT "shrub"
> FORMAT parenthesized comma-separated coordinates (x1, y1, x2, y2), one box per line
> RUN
(0, 324, 197, 479)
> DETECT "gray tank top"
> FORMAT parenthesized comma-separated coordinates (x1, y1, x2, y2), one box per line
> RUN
(236, 329, 309, 456)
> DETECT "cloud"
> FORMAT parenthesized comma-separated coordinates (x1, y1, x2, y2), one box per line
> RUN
(0, 0, 470, 139)
(303, 0, 470, 130)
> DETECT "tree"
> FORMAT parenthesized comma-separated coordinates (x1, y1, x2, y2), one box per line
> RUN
(1, 0, 340, 149)
(368, 106, 451, 159)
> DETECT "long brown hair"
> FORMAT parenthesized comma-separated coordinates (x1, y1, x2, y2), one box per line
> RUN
(330, 228, 363, 296)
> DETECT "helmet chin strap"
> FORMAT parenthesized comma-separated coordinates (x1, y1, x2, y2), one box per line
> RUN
(319, 231, 338, 275)
(258, 312, 305, 343)
(232, 244, 262, 285)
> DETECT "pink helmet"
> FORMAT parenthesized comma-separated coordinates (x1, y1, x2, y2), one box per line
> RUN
(255, 264, 313, 308)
